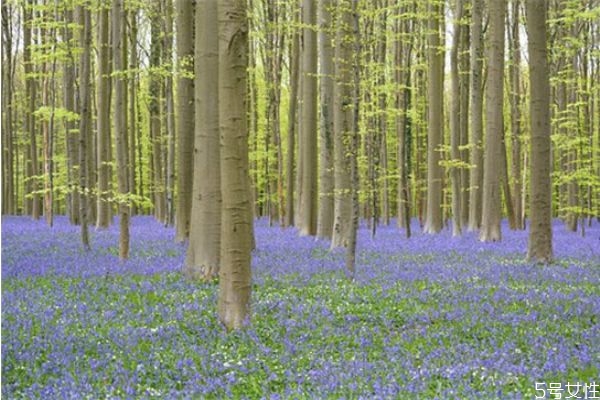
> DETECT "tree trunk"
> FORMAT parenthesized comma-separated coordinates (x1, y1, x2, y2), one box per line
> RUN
(285, 20, 300, 228)
(468, 0, 484, 231)
(184, 0, 221, 281)
(298, 0, 318, 236)
(480, 0, 505, 242)
(218, 0, 252, 330)
(77, 4, 92, 251)
(423, 1, 444, 234)
(113, 0, 130, 260)
(150, 4, 165, 223)
(1, 3, 15, 214)
(174, 0, 195, 241)
(163, 0, 176, 227)
(129, 10, 138, 216)
(459, 13, 470, 228)
(509, 0, 524, 230)
(450, 0, 463, 236)
(317, 0, 334, 239)
(96, 2, 112, 228)
(331, 0, 354, 249)
(526, 0, 553, 263)
(24, 0, 41, 219)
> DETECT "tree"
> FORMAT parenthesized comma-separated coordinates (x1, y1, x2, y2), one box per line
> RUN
(149, 2, 166, 223)
(184, 0, 221, 281)
(423, 0, 444, 234)
(164, 0, 176, 227)
(96, 0, 112, 228)
(316, 0, 334, 239)
(526, 0, 553, 262)
(174, 0, 195, 242)
(77, 3, 92, 251)
(331, 0, 354, 249)
(468, 0, 484, 232)
(2, 2, 15, 215)
(218, 0, 252, 330)
(298, 0, 318, 236)
(480, 0, 505, 242)
(285, 16, 300, 228)
(113, 0, 130, 259)
(449, 0, 464, 236)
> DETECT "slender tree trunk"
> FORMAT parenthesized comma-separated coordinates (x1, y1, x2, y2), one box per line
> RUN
(163, 0, 176, 227)
(480, 0, 505, 242)
(468, 0, 484, 231)
(96, 2, 112, 228)
(150, 4, 165, 222)
(77, 4, 92, 250)
(331, 0, 354, 249)
(113, 0, 130, 259)
(526, 0, 553, 263)
(174, 0, 195, 241)
(450, 0, 463, 236)
(285, 19, 300, 228)
(317, 0, 334, 239)
(218, 0, 252, 330)
(298, 0, 318, 236)
(129, 10, 138, 216)
(2, 3, 15, 214)
(509, 0, 524, 229)
(24, 0, 41, 219)
(459, 13, 470, 228)
(184, 0, 221, 281)
(62, 6, 79, 224)
(345, 0, 360, 279)
(423, 1, 444, 234)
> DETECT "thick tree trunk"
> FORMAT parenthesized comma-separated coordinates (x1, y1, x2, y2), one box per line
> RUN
(480, 0, 505, 242)
(526, 0, 553, 263)
(423, 1, 444, 234)
(184, 0, 221, 281)
(218, 0, 252, 330)
(298, 0, 318, 236)
(174, 0, 195, 241)
(317, 0, 334, 239)
(468, 0, 484, 231)
(96, 2, 112, 228)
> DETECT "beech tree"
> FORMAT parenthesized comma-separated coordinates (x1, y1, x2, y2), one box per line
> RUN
(184, 0, 221, 282)
(218, 0, 252, 330)
(480, 0, 505, 242)
(526, 0, 553, 262)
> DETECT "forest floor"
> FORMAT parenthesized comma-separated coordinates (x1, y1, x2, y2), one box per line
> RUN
(2, 216, 599, 399)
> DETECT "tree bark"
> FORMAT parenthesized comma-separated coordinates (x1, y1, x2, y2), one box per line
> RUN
(1, 3, 15, 214)
(298, 0, 318, 236)
(184, 0, 221, 281)
(317, 0, 334, 239)
(96, 2, 112, 228)
(113, 0, 130, 260)
(77, 4, 92, 251)
(174, 0, 195, 241)
(423, 1, 444, 234)
(450, 0, 463, 236)
(480, 0, 505, 242)
(468, 0, 484, 231)
(218, 0, 252, 330)
(526, 0, 553, 262)
(285, 19, 300, 228)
